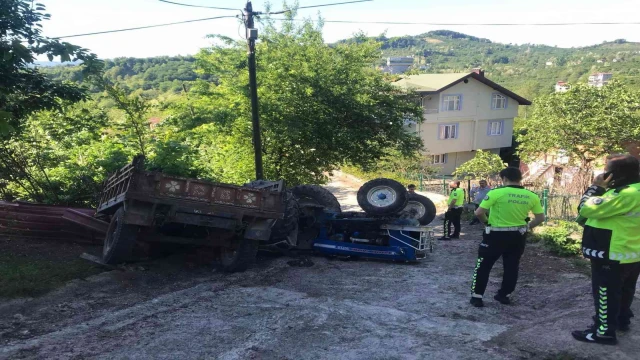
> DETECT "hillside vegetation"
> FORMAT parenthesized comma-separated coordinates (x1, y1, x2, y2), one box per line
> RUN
(368, 30, 640, 99)
(43, 31, 640, 103)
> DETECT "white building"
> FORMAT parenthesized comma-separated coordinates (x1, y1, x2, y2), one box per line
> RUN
(395, 70, 531, 175)
(588, 73, 613, 87)
(555, 81, 570, 92)
(384, 57, 414, 74)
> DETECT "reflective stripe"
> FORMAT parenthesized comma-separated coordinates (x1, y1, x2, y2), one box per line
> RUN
(582, 247, 606, 258)
(489, 226, 527, 232)
(609, 252, 640, 261)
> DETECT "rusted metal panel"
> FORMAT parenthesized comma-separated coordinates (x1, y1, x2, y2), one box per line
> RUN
(62, 209, 108, 235)
(170, 212, 237, 229)
(0, 202, 103, 244)
(96, 157, 287, 227)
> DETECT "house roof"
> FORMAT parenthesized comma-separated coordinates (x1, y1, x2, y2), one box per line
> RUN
(394, 72, 532, 105)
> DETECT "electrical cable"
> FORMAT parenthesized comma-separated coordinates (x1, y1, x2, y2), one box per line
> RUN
(51, 15, 238, 39)
(267, 0, 373, 15)
(157, 0, 239, 11)
(270, 18, 640, 26)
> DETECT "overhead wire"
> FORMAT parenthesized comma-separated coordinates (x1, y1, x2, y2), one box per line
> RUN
(269, 18, 640, 26)
(51, 15, 238, 39)
(267, 0, 373, 15)
(157, 0, 239, 11)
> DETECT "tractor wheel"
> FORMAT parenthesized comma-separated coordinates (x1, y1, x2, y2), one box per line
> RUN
(291, 185, 341, 249)
(269, 191, 300, 242)
(102, 207, 140, 264)
(400, 193, 437, 225)
(357, 178, 408, 216)
(219, 237, 259, 273)
(291, 185, 341, 213)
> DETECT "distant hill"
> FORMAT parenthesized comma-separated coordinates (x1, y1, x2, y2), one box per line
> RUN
(350, 30, 640, 99)
(42, 31, 640, 101)
(41, 56, 210, 98)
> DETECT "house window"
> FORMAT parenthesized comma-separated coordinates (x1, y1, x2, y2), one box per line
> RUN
(438, 124, 458, 140)
(488, 120, 503, 136)
(432, 154, 447, 164)
(492, 93, 507, 109)
(442, 95, 462, 111)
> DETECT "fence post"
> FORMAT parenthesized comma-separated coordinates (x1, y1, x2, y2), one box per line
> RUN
(419, 173, 423, 191)
(543, 188, 548, 225)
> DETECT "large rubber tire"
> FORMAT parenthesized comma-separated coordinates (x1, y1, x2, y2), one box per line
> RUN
(357, 178, 408, 216)
(102, 207, 140, 264)
(291, 185, 341, 213)
(401, 194, 437, 225)
(219, 237, 259, 273)
(269, 191, 300, 242)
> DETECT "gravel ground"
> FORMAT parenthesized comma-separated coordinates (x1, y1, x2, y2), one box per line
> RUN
(1, 174, 639, 360)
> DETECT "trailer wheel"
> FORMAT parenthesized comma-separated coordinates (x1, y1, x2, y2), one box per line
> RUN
(400, 194, 437, 225)
(291, 185, 341, 213)
(269, 191, 300, 242)
(219, 237, 259, 273)
(102, 207, 140, 264)
(357, 178, 408, 216)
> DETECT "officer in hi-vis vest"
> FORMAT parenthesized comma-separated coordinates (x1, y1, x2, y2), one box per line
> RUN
(470, 167, 545, 307)
(572, 154, 640, 345)
(438, 181, 464, 240)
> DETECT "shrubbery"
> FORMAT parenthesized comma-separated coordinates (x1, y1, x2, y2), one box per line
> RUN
(529, 221, 583, 257)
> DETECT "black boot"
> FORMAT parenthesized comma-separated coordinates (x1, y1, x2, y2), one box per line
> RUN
(470, 297, 484, 308)
(494, 293, 511, 305)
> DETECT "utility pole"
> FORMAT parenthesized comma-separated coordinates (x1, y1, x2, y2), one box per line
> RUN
(244, 1, 264, 180)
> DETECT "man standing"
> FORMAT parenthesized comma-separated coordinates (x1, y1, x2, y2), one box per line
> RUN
(439, 181, 465, 240)
(470, 180, 491, 225)
(470, 167, 545, 307)
(407, 184, 416, 194)
(571, 155, 640, 345)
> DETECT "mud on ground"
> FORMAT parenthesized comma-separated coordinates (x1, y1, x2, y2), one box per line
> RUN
(1, 174, 639, 359)
(2, 221, 639, 359)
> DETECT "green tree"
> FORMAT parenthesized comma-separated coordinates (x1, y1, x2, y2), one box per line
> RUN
(517, 82, 640, 185)
(1, 102, 132, 205)
(453, 150, 506, 180)
(173, 14, 423, 185)
(0, 0, 101, 135)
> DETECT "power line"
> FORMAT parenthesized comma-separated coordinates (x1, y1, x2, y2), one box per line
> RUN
(51, 15, 238, 39)
(50, 13, 640, 41)
(271, 18, 640, 26)
(268, 0, 373, 15)
(157, 0, 239, 11)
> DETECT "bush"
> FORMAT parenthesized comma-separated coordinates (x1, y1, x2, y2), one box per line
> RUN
(530, 221, 583, 257)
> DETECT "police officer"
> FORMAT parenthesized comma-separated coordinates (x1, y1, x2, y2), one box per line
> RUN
(439, 181, 465, 240)
(470, 167, 545, 307)
(572, 154, 640, 345)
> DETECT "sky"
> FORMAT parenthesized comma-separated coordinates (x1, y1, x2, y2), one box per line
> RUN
(39, 0, 640, 59)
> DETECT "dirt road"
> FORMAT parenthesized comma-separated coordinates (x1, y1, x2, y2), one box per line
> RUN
(1, 175, 639, 360)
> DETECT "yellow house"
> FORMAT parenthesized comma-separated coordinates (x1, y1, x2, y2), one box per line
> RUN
(395, 71, 531, 175)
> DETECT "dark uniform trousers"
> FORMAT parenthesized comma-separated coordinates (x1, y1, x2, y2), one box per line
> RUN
(444, 208, 463, 237)
(590, 260, 640, 334)
(471, 230, 526, 297)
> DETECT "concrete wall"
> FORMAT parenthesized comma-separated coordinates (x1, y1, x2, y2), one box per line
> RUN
(429, 148, 501, 175)
(413, 77, 519, 155)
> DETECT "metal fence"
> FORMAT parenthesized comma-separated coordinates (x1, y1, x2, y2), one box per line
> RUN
(404, 173, 581, 222)
(537, 189, 581, 222)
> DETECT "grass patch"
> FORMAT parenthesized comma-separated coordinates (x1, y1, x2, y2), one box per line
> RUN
(528, 220, 583, 257)
(0, 254, 103, 298)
